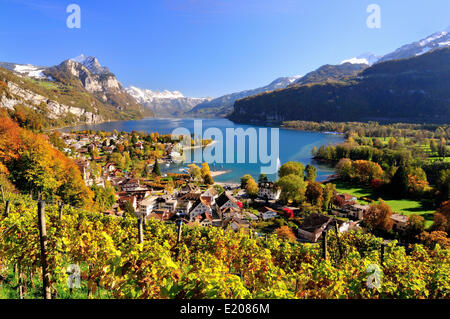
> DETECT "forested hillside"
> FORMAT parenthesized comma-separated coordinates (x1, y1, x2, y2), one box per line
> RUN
(230, 48, 450, 124)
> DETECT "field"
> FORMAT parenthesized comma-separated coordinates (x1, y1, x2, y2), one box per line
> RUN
(333, 180, 435, 228)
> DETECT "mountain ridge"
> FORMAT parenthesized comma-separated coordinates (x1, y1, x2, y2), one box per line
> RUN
(126, 86, 212, 117)
(229, 47, 450, 125)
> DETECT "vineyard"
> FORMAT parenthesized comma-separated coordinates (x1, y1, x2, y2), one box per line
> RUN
(0, 192, 449, 299)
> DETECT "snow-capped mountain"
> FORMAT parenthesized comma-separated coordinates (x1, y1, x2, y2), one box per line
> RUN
(186, 76, 301, 118)
(70, 54, 110, 75)
(341, 52, 381, 66)
(126, 86, 212, 117)
(0, 62, 50, 79)
(379, 26, 450, 62)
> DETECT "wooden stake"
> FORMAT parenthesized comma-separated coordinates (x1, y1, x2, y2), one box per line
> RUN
(334, 219, 344, 260)
(138, 217, 143, 244)
(37, 201, 51, 299)
(4, 200, 10, 217)
(322, 230, 328, 260)
(58, 203, 64, 220)
(381, 244, 386, 265)
(18, 265, 23, 299)
(177, 220, 183, 244)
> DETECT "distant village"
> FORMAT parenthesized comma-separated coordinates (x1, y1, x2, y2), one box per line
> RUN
(60, 131, 411, 243)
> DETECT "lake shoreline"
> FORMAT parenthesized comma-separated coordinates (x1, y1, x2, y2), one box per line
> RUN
(59, 117, 344, 184)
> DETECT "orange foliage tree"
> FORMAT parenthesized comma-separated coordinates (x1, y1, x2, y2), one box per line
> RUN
(275, 226, 297, 242)
(363, 199, 394, 232)
(0, 114, 93, 207)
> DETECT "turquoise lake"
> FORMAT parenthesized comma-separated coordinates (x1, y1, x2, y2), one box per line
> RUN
(62, 118, 344, 183)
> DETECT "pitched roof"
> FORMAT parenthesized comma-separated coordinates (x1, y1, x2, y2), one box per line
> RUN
(180, 183, 199, 192)
(180, 192, 201, 201)
(202, 186, 218, 197)
(215, 192, 237, 208)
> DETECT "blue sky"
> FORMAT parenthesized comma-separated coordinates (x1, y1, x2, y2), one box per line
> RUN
(0, 0, 449, 97)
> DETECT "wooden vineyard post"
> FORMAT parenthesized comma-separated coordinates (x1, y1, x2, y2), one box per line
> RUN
(4, 200, 10, 217)
(37, 201, 51, 299)
(18, 265, 24, 299)
(322, 230, 328, 260)
(58, 203, 64, 220)
(380, 243, 386, 265)
(177, 220, 183, 245)
(334, 219, 344, 260)
(138, 217, 144, 244)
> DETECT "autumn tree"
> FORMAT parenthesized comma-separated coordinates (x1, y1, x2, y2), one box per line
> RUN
(419, 231, 450, 249)
(240, 174, 253, 189)
(188, 163, 202, 181)
(246, 176, 259, 199)
(431, 200, 450, 233)
(322, 183, 336, 211)
(275, 174, 306, 204)
(204, 173, 214, 185)
(336, 158, 353, 180)
(305, 164, 317, 182)
(201, 163, 214, 185)
(278, 161, 305, 179)
(305, 181, 323, 207)
(405, 214, 426, 240)
(363, 199, 394, 232)
(0, 115, 93, 207)
(275, 226, 297, 242)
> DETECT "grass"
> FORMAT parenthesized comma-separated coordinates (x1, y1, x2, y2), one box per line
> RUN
(333, 180, 435, 228)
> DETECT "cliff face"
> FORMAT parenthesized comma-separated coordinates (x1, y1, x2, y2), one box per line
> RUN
(1, 81, 102, 124)
(46, 60, 147, 116)
(230, 48, 450, 125)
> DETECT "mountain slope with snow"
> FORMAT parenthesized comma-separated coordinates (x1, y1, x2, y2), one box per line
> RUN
(379, 26, 450, 62)
(341, 52, 381, 65)
(126, 86, 212, 117)
(0, 62, 50, 80)
(187, 76, 301, 117)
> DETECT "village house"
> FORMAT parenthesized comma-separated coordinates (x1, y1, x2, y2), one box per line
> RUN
(257, 182, 281, 201)
(333, 193, 357, 206)
(189, 199, 213, 221)
(297, 213, 358, 243)
(223, 217, 251, 231)
(178, 183, 201, 196)
(138, 196, 158, 217)
(215, 192, 241, 210)
(391, 214, 409, 232)
(261, 207, 279, 220)
(220, 206, 240, 220)
(200, 187, 219, 206)
(121, 179, 141, 192)
(147, 209, 175, 222)
(156, 196, 178, 212)
(337, 204, 370, 220)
